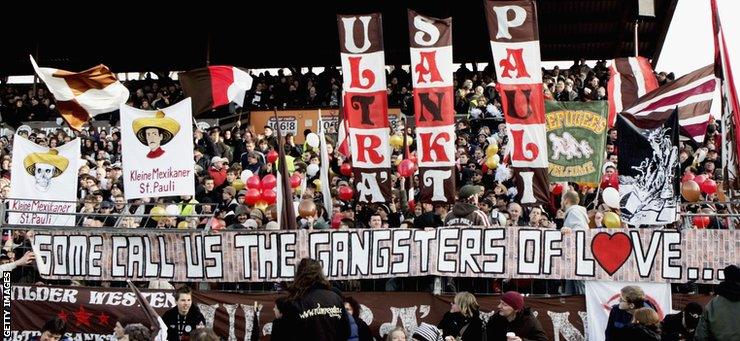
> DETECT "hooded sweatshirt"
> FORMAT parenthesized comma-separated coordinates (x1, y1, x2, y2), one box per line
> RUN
(563, 204, 589, 229)
(444, 202, 491, 227)
(694, 280, 740, 341)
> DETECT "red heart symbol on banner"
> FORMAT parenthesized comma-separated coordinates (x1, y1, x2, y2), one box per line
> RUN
(591, 232, 632, 276)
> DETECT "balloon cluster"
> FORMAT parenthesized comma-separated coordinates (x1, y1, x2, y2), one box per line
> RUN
(389, 134, 413, 149)
(681, 173, 717, 202)
(483, 143, 500, 171)
(244, 175, 277, 208)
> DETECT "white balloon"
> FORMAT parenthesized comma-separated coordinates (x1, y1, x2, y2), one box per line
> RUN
(165, 204, 181, 216)
(55, 117, 64, 126)
(240, 170, 253, 182)
(306, 133, 320, 148)
(307, 164, 319, 177)
(602, 187, 620, 209)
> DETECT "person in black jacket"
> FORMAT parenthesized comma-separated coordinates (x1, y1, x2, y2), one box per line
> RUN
(161, 286, 206, 341)
(605, 285, 651, 341)
(344, 296, 374, 341)
(485, 291, 547, 341)
(624, 307, 662, 341)
(270, 296, 297, 341)
(438, 292, 482, 341)
(283, 258, 350, 341)
(661, 302, 702, 341)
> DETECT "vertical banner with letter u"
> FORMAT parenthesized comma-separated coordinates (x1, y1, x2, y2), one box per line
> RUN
(408, 10, 456, 203)
(337, 13, 391, 203)
(484, 1, 549, 205)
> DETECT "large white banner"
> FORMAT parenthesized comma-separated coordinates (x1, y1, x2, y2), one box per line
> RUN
(121, 98, 195, 199)
(8, 135, 80, 226)
(585, 281, 672, 341)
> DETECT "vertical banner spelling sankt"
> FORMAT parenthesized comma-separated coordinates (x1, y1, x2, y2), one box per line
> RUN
(337, 13, 391, 203)
(407, 10, 456, 203)
(484, 0, 549, 205)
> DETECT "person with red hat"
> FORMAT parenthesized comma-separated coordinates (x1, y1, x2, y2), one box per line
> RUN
(485, 291, 547, 341)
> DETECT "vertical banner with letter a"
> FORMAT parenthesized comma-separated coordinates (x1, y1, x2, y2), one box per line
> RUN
(408, 10, 456, 203)
(337, 13, 391, 203)
(484, 1, 549, 205)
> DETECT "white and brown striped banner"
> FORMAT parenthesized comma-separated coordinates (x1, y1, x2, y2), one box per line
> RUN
(484, 0, 549, 205)
(607, 57, 659, 128)
(30, 227, 737, 284)
(622, 64, 719, 143)
(408, 9, 456, 203)
(337, 13, 392, 203)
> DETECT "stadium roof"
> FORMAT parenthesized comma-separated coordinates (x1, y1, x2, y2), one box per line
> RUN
(0, 0, 677, 76)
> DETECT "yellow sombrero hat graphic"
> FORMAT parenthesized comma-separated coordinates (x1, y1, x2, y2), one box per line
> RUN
(132, 111, 181, 146)
(23, 149, 69, 177)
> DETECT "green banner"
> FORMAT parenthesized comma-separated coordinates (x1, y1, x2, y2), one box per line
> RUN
(545, 101, 608, 184)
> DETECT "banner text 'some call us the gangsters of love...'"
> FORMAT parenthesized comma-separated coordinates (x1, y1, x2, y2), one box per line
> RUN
(31, 227, 737, 284)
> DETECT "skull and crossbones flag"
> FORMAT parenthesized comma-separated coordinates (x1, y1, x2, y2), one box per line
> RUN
(8, 135, 80, 226)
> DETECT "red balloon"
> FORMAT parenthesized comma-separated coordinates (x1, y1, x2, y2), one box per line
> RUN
(700, 179, 717, 195)
(244, 188, 261, 205)
(398, 159, 415, 177)
(552, 183, 564, 195)
(266, 150, 279, 164)
(694, 174, 708, 185)
(340, 162, 352, 177)
(246, 175, 261, 189)
(338, 186, 354, 201)
(682, 172, 695, 183)
(331, 213, 343, 229)
(261, 174, 277, 190)
(261, 189, 277, 204)
(409, 154, 418, 165)
(408, 199, 416, 212)
(290, 174, 302, 188)
(693, 216, 711, 229)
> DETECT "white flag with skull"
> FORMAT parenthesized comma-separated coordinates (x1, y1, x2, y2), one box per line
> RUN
(8, 135, 80, 226)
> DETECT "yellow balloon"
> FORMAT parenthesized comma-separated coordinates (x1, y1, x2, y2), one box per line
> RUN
(232, 179, 245, 191)
(255, 200, 268, 211)
(177, 221, 189, 229)
(150, 206, 166, 222)
(313, 179, 322, 192)
(389, 135, 403, 148)
(486, 143, 499, 157)
(405, 135, 414, 146)
(603, 212, 621, 228)
(485, 156, 498, 169)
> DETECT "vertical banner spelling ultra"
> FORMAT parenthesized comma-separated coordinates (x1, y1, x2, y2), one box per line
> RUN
(484, 1, 549, 205)
(8, 136, 80, 226)
(121, 98, 195, 200)
(338, 13, 391, 203)
(408, 10, 456, 203)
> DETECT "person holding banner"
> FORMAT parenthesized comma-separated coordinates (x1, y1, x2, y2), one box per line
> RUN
(485, 291, 547, 341)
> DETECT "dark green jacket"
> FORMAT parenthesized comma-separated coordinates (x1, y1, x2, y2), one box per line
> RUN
(694, 281, 740, 341)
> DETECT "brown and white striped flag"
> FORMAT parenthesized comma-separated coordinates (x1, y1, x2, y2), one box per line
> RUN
(607, 57, 659, 127)
(30, 56, 129, 131)
(622, 64, 719, 143)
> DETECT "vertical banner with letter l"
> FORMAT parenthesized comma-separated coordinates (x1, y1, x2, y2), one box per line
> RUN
(408, 9, 456, 203)
(8, 136, 80, 226)
(484, 1, 549, 205)
(121, 98, 195, 200)
(337, 13, 391, 203)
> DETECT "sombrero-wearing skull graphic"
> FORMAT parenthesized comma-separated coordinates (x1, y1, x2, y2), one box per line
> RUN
(132, 111, 181, 159)
(23, 149, 69, 192)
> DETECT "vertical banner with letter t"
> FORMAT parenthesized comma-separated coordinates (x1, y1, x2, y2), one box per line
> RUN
(337, 13, 391, 203)
(408, 10, 456, 203)
(485, 0, 549, 205)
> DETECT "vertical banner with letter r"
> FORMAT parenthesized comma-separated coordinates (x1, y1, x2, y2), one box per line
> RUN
(337, 13, 392, 203)
(485, 0, 549, 205)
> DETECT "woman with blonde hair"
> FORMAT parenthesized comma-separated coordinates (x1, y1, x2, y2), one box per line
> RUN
(626, 307, 662, 341)
(437, 291, 482, 341)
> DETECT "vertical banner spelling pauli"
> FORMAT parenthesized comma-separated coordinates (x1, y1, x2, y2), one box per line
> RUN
(484, 1, 549, 205)
(337, 13, 392, 203)
(407, 10, 456, 203)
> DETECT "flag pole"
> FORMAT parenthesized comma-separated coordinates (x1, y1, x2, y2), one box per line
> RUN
(634, 21, 639, 57)
(274, 107, 297, 230)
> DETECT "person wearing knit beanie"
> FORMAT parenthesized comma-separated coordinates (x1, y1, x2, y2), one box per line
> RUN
(485, 291, 547, 341)
(501, 291, 524, 312)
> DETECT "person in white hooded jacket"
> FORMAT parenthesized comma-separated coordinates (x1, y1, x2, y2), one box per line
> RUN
(562, 190, 589, 231)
